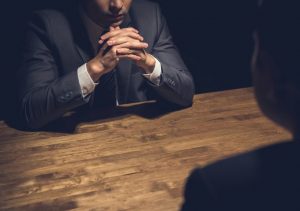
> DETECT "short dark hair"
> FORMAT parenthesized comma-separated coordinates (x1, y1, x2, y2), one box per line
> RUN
(257, 0, 300, 87)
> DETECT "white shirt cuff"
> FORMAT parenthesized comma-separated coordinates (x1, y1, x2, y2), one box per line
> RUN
(143, 56, 162, 86)
(77, 63, 98, 98)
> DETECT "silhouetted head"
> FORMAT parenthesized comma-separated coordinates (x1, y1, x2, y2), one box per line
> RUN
(252, 0, 300, 138)
(81, 0, 133, 28)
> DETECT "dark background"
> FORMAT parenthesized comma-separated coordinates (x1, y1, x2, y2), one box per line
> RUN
(0, 0, 257, 121)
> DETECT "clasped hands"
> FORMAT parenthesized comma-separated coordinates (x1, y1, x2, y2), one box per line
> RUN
(87, 26, 156, 82)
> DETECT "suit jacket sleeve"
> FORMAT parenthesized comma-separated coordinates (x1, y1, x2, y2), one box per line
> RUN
(17, 12, 87, 129)
(149, 5, 195, 107)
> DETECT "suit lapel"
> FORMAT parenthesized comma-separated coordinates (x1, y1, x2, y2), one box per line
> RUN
(75, 45, 93, 64)
(67, 5, 94, 64)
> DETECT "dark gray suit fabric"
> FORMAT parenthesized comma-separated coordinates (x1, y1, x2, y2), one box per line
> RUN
(18, 0, 195, 129)
(182, 141, 300, 211)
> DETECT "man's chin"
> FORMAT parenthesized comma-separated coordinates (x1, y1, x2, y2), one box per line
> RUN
(110, 20, 124, 27)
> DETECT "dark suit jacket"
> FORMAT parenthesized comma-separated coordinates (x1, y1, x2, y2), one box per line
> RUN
(182, 140, 300, 211)
(18, 0, 195, 129)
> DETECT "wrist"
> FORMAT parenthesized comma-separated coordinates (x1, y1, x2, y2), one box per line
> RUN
(86, 59, 105, 82)
(140, 53, 156, 74)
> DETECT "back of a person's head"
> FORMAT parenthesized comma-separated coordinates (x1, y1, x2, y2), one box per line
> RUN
(255, 0, 300, 131)
(257, 0, 300, 90)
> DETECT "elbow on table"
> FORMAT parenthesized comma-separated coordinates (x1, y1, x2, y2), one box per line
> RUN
(19, 99, 47, 130)
(178, 82, 195, 108)
(178, 92, 195, 108)
(166, 87, 195, 108)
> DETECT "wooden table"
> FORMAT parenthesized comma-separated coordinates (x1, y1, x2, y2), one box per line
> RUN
(0, 88, 291, 211)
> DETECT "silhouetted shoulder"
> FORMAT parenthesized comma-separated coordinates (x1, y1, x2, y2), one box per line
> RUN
(203, 140, 300, 190)
(183, 141, 300, 211)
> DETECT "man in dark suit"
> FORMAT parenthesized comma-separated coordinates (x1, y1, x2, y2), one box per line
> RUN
(182, 1, 300, 210)
(18, 0, 195, 129)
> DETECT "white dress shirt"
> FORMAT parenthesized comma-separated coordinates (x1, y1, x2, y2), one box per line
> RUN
(77, 8, 162, 99)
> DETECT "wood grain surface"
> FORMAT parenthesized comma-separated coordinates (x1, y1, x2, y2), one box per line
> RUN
(0, 88, 291, 211)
